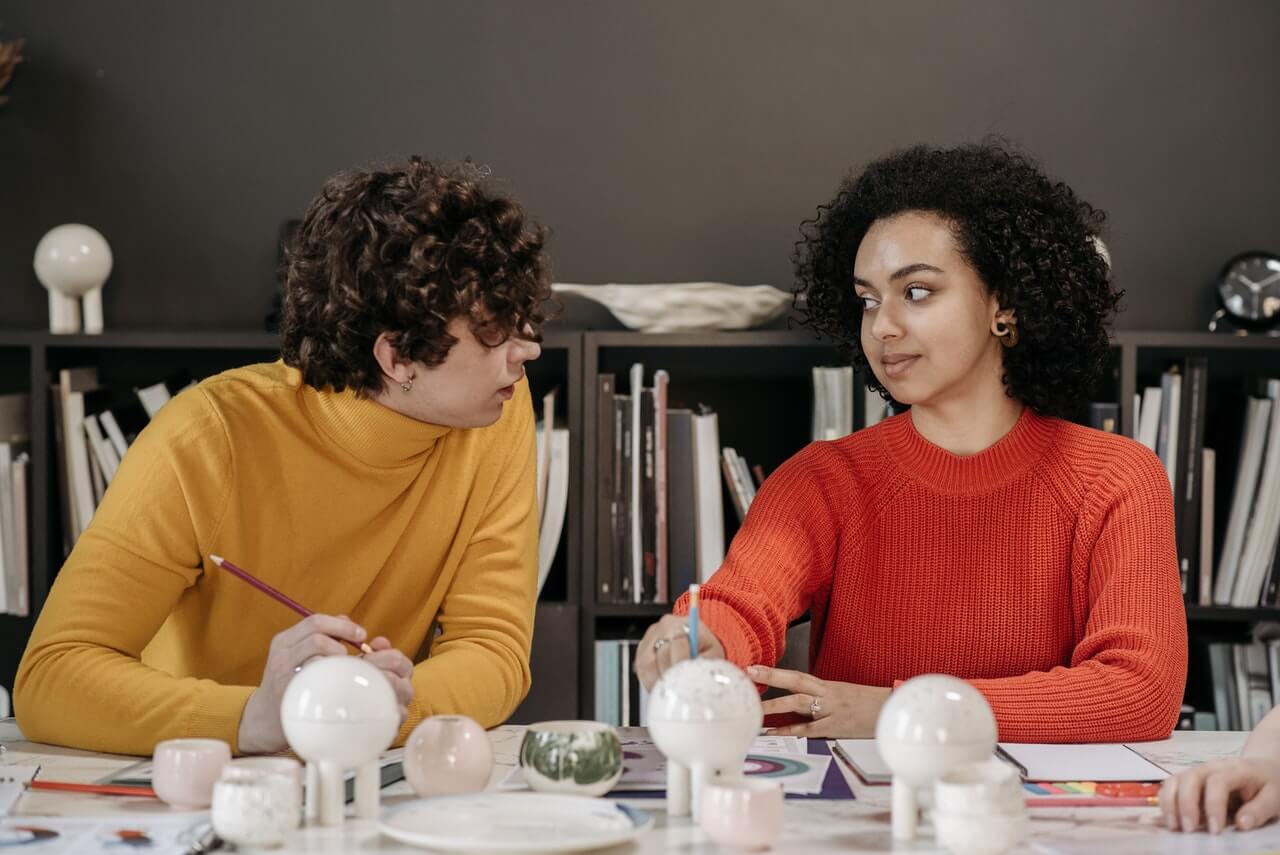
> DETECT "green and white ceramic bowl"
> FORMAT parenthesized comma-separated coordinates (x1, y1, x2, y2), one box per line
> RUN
(519, 721, 623, 797)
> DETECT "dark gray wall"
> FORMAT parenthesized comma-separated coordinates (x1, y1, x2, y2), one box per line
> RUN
(2, 1, 1278, 331)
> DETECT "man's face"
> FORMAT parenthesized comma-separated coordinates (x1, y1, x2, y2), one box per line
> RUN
(402, 316, 542, 428)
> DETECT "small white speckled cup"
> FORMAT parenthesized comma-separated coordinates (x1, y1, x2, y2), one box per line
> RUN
(212, 774, 300, 848)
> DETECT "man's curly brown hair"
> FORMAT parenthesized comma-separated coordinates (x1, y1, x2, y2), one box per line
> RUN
(280, 156, 552, 394)
(793, 142, 1121, 419)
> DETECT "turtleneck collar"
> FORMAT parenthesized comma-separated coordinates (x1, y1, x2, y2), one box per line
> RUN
(879, 405, 1060, 494)
(293, 366, 452, 468)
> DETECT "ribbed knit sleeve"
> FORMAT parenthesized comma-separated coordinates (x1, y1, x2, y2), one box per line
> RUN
(968, 444, 1187, 742)
(14, 388, 249, 755)
(674, 442, 847, 670)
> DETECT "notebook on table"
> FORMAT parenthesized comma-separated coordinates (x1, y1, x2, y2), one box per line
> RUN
(833, 740, 1170, 784)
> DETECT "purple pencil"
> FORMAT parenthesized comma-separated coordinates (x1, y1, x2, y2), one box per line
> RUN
(209, 553, 374, 655)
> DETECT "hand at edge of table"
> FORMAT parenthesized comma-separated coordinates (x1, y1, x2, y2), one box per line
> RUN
(1159, 755, 1280, 834)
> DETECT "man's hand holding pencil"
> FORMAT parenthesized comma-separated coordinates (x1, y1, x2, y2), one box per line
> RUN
(209, 555, 415, 755)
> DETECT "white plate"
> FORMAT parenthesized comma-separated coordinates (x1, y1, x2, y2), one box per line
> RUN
(378, 792, 653, 853)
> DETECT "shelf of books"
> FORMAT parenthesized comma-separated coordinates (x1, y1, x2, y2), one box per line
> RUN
(1112, 331, 1280, 731)
(579, 330, 856, 723)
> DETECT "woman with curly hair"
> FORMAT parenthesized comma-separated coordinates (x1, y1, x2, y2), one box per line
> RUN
(636, 142, 1187, 742)
(16, 157, 549, 755)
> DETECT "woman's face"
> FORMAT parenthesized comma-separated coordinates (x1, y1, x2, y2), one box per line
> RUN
(853, 212, 1006, 410)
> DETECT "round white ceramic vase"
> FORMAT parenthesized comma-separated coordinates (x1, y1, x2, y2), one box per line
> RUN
(33, 224, 113, 334)
(647, 658, 763, 820)
(280, 657, 400, 826)
(874, 674, 998, 842)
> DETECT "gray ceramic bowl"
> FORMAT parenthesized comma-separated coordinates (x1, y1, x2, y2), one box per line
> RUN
(519, 721, 623, 797)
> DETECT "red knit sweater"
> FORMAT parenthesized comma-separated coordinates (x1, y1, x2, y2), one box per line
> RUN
(675, 407, 1187, 742)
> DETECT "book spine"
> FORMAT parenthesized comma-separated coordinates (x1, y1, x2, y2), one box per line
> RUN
(640, 387, 657, 602)
(629, 364, 644, 604)
(653, 371, 669, 604)
(596, 375, 615, 602)
(615, 395, 632, 604)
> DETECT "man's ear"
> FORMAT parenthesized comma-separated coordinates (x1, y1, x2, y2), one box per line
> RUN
(373, 332, 414, 385)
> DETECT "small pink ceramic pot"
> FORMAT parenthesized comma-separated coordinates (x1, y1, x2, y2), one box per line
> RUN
(699, 777, 784, 850)
(404, 715, 494, 797)
(152, 738, 231, 809)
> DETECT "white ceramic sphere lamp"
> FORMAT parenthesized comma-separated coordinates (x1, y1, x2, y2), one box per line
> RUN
(280, 657, 400, 826)
(647, 658, 763, 820)
(874, 674, 997, 842)
(33, 224, 113, 334)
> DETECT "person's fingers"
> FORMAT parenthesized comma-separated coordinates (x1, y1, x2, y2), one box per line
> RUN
(278, 613, 367, 648)
(1237, 781, 1280, 831)
(364, 648, 413, 680)
(368, 636, 393, 651)
(761, 692, 817, 718)
(286, 632, 348, 670)
(385, 674, 414, 707)
(1176, 767, 1208, 832)
(664, 630, 694, 670)
(633, 622, 664, 690)
(746, 665, 824, 696)
(765, 719, 821, 737)
(1159, 776, 1180, 831)
(1203, 769, 1249, 834)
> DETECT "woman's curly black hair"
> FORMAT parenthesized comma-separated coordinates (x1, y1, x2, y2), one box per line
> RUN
(793, 142, 1121, 419)
(280, 156, 552, 394)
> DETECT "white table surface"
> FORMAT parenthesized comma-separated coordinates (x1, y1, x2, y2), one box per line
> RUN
(4, 720, 1278, 854)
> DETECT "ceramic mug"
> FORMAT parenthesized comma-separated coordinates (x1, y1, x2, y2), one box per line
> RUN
(699, 777, 784, 850)
(404, 715, 495, 797)
(152, 738, 231, 809)
(933, 758, 1024, 815)
(212, 774, 300, 848)
(519, 721, 623, 797)
(222, 756, 304, 815)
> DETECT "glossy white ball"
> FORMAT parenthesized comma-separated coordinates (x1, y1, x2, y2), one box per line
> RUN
(647, 658, 762, 769)
(280, 656, 400, 768)
(33, 224, 113, 298)
(875, 674, 997, 787)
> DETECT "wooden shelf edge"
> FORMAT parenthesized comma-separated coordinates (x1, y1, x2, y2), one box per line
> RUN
(1186, 605, 1280, 623)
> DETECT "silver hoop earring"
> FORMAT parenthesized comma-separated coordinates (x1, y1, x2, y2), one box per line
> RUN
(400, 378, 413, 393)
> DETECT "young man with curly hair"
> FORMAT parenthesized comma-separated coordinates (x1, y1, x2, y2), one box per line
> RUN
(635, 143, 1187, 743)
(15, 157, 549, 755)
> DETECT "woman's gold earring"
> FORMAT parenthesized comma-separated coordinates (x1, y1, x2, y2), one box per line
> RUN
(400, 376, 414, 393)
(996, 319, 1018, 348)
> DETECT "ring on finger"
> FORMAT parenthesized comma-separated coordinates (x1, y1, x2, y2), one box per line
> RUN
(293, 664, 305, 674)
(653, 638, 670, 653)
(809, 696, 822, 718)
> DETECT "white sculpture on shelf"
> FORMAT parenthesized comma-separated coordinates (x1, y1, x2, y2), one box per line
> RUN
(33, 224, 113, 334)
(647, 658, 762, 820)
(875, 674, 998, 842)
(280, 656, 400, 827)
(552, 282, 791, 333)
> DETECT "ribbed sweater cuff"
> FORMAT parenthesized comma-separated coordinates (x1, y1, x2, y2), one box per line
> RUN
(188, 684, 255, 755)
(675, 599, 760, 670)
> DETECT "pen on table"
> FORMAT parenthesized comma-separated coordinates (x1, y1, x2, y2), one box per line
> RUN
(209, 554, 374, 655)
(1025, 796, 1158, 808)
(993, 745, 1029, 779)
(688, 584, 700, 660)
(29, 780, 157, 798)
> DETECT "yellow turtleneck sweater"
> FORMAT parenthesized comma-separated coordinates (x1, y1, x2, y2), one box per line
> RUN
(15, 361, 538, 756)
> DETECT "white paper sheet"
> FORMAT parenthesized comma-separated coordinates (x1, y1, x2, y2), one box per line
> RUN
(998, 742, 1170, 782)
